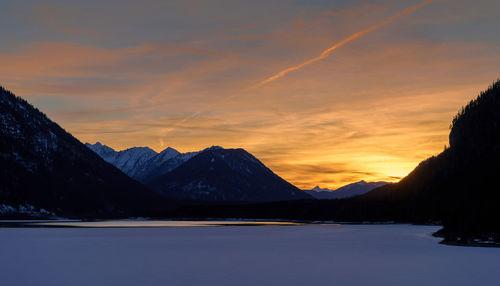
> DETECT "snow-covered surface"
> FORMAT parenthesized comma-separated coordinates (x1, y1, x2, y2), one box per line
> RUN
(0, 204, 54, 217)
(1, 224, 499, 286)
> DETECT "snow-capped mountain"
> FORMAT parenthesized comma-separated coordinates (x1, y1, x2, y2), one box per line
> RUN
(86, 142, 197, 182)
(86, 142, 157, 176)
(310, 186, 331, 192)
(0, 86, 159, 217)
(147, 147, 312, 201)
(304, 181, 388, 199)
(136, 151, 200, 183)
(87, 142, 314, 202)
(131, 147, 196, 183)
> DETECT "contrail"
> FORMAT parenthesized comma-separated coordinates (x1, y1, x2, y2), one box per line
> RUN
(162, 0, 434, 138)
(258, 0, 435, 86)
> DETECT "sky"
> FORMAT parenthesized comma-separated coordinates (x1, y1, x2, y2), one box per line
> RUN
(1, 0, 499, 189)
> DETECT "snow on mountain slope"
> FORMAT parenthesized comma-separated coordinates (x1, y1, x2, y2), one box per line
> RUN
(304, 181, 389, 199)
(85, 142, 116, 161)
(86, 142, 198, 183)
(131, 147, 183, 182)
(115, 147, 158, 175)
(85, 142, 158, 177)
(136, 150, 199, 183)
(310, 186, 331, 192)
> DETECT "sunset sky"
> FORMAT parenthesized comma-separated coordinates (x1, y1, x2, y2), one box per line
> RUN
(1, 0, 499, 189)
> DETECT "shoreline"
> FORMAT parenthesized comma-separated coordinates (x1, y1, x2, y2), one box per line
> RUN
(2, 219, 498, 248)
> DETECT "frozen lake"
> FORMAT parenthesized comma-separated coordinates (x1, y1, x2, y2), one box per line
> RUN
(0, 224, 499, 286)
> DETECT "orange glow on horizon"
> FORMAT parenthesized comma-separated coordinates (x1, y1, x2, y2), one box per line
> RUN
(1, 0, 498, 189)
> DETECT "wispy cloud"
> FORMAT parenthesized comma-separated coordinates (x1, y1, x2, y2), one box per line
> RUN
(257, 0, 435, 86)
(3, 0, 500, 189)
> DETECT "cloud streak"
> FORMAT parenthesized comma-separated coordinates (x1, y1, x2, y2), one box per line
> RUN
(5, 0, 500, 189)
(257, 0, 435, 86)
(159, 0, 436, 138)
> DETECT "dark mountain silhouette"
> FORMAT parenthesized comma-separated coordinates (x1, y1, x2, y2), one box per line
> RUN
(0, 86, 166, 218)
(304, 181, 389, 199)
(173, 80, 500, 245)
(148, 147, 312, 202)
(134, 148, 200, 183)
(363, 80, 500, 243)
(4, 79, 500, 245)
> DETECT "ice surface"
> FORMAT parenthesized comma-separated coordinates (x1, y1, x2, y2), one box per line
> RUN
(0, 224, 499, 286)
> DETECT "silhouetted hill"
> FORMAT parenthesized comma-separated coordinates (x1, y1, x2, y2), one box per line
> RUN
(173, 80, 500, 245)
(0, 86, 165, 218)
(4, 79, 499, 245)
(363, 80, 500, 243)
(148, 147, 312, 202)
(304, 181, 388, 199)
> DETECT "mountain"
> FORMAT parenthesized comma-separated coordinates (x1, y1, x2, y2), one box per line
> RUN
(87, 142, 309, 202)
(85, 142, 158, 177)
(362, 80, 500, 243)
(309, 186, 331, 193)
(86, 142, 197, 183)
(0, 86, 164, 218)
(147, 147, 312, 202)
(132, 149, 198, 183)
(304, 181, 388, 199)
(173, 80, 500, 245)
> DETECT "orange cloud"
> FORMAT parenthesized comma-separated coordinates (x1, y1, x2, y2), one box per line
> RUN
(5, 0, 500, 190)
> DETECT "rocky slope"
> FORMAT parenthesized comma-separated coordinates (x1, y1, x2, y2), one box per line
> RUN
(0, 86, 163, 218)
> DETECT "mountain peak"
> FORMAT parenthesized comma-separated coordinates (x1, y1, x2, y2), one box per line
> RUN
(312, 186, 332, 192)
(305, 181, 388, 199)
(86, 142, 115, 154)
(148, 147, 312, 202)
(203, 145, 224, 152)
(86, 142, 158, 176)
(159, 146, 179, 155)
(123, 146, 157, 154)
(156, 147, 181, 162)
(1, 87, 158, 216)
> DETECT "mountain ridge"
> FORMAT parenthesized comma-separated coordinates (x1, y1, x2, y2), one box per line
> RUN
(170, 80, 500, 245)
(86, 142, 194, 183)
(148, 147, 313, 202)
(304, 180, 389, 199)
(87, 142, 311, 202)
(361, 80, 500, 243)
(0, 86, 165, 218)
